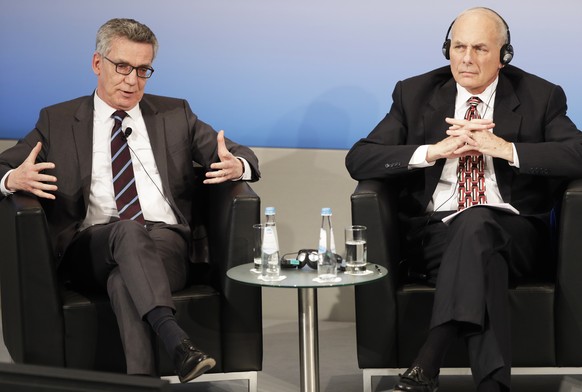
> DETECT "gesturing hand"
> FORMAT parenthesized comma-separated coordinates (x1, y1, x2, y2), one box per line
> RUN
(5, 142, 58, 199)
(203, 130, 244, 184)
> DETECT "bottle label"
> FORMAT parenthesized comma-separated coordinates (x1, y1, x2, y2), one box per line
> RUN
(318, 228, 336, 253)
(262, 226, 279, 254)
(318, 228, 327, 253)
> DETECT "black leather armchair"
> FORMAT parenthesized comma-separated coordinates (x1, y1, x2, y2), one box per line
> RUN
(351, 179, 582, 391)
(0, 174, 262, 389)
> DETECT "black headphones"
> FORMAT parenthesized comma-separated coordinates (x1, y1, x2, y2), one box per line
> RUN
(441, 8, 514, 65)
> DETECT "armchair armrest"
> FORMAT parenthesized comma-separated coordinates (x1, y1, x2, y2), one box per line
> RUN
(556, 179, 582, 364)
(351, 179, 400, 367)
(351, 179, 401, 275)
(204, 181, 262, 371)
(0, 193, 65, 366)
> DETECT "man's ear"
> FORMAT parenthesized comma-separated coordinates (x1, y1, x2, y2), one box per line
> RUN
(92, 52, 101, 76)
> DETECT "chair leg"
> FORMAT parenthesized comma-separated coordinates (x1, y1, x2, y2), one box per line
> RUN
(363, 368, 373, 392)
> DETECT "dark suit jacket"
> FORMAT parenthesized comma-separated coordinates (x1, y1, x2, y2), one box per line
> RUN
(346, 65, 582, 219)
(0, 93, 260, 263)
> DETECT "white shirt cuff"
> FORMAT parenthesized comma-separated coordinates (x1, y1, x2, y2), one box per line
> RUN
(509, 143, 520, 168)
(409, 145, 435, 168)
(1, 170, 14, 196)
(235, 157, 252, 181)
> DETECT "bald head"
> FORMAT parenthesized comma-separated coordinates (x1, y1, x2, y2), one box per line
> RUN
(452, 7, 508, 48)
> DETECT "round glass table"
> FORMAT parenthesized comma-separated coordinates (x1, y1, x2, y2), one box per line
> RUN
(227, 263, 387, 392)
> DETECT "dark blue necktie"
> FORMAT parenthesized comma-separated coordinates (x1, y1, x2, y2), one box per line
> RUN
(110, 110, 145, 224)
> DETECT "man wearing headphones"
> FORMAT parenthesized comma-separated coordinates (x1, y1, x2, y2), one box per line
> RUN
(346, 7, 582, 392)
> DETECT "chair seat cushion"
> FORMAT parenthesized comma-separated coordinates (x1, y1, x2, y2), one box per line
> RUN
(61, 284, 221, 374)
(396, 283, 556, 368)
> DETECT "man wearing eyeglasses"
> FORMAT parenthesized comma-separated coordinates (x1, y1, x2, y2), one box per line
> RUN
(0, 18, 260, 382)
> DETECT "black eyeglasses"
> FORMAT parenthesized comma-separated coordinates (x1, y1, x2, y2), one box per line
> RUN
(281, 249, 319, 269)
(280, 249, 344, 270)
(103, 56, 154, 79)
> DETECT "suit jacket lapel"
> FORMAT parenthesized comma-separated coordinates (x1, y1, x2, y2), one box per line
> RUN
(140, 96, 187, 223)
(72, 96, 95, 209)
(140, 97, 171, 194)
(422, 78, 457, 208)
(491, 72, 522, 203)
(425, 79, 457, 144)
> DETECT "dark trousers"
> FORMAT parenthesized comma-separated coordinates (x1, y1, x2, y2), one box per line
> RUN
(61, 220, 189, 375)
(403, 207, 551, 388)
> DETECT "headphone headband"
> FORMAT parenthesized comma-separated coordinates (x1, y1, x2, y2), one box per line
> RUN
(442, 8, 514, 65)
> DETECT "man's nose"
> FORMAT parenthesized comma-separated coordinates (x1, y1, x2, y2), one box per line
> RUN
(124, 69, 139, 84)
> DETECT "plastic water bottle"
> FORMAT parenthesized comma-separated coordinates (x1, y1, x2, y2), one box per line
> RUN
(317, 207, 337, 281)
(261, 207, 280, 281)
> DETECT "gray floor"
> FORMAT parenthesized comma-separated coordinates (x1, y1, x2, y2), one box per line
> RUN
(1, 318, 582, 391)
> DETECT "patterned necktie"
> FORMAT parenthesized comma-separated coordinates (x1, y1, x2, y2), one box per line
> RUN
(110, 110, 145, 224)
(457, 96, 487, 210)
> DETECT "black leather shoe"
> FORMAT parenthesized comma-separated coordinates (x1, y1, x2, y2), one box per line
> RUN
(394, 366, 439, 392)
(173, 338, 216, 383)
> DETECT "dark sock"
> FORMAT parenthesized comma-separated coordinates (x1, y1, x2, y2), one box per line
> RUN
(412, 321, 459, 378)
(145, 306, 189, 354)
(477, 377, 505, 392)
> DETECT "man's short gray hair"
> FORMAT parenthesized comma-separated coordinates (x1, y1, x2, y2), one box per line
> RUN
(95, 18, 158, 60)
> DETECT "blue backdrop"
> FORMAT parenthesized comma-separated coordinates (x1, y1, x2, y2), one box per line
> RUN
(1, 1, 581, 149)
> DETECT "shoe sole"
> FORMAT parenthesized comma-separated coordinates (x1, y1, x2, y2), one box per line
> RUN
(179, 358, 217, 383)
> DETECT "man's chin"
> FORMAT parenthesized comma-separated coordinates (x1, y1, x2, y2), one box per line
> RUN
(457, 73, 477, 82)
(115, 96, 140, 110)
(456, 77, 484, 94)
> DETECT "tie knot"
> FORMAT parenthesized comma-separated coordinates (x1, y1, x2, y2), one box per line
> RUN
(467, 96, 481, 107)
(112, 110, 128, 124)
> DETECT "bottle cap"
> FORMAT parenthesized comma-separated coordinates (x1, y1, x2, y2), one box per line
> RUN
(265, 206, 276, 215)
(321, 207, 332, 216)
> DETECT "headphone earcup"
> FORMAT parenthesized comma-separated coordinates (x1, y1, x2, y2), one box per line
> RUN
(500, 43, 514, 65)
(306, 252, 319, 270)
(442, 39, 451, 60)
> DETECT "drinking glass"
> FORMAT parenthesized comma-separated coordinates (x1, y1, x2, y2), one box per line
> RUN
(344, 225, 367, 275)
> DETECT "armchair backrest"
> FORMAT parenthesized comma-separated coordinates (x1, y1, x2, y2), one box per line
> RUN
(203, 180, 263, 371)
(555, 179, 582, 364)
(0, 193, 65, 365)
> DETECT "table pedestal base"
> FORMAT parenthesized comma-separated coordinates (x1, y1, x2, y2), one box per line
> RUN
(227, 263, 387, 392)
(298, 287, 319, 392)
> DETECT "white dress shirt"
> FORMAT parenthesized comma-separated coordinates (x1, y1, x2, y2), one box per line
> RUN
(408, 77, 520, 212)
(80, 93, 178, 229)
(1, 93, 253, 229)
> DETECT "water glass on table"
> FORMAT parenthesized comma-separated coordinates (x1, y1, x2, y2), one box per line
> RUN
(252, 224, 264, 273)
(345, 225, 367, 275)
